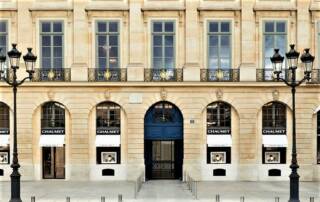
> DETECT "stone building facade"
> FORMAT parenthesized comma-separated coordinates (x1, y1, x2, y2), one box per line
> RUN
(0, 0, 319, 182)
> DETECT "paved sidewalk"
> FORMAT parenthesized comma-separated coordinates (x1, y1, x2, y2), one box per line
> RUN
(0, 180, 319, 202)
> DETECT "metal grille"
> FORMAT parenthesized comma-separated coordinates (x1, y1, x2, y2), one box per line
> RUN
(144, 68, 183, 82)
(88, 68, 126, 82)
(200, 69, 239, 82)
(33, 68, 71, 82)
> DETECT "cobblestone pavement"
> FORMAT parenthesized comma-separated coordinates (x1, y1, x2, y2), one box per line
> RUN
(0, 180, 319, 202)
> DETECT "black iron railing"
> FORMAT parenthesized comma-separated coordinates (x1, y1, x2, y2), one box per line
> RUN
(144, 68, 183, 82)
(200, 69, 240, 82)
(310, 69, 320, 83)
(256, 69, 289, 82)
(88, 68, 127, 82)
(0, 69, 13, 82)
(32, 68, 71, 82)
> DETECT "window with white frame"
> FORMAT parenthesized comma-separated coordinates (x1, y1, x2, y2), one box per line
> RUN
(263, 21, 287, 70)
(40, 21, 64, 69)
(96, 21, 120, 69)
(208, 21, 231, 69)
(152, 21, 175, 69)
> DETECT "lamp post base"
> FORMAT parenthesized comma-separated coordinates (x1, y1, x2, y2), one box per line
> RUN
(9, 199, 22, 202)
(288, 200, 300, 202)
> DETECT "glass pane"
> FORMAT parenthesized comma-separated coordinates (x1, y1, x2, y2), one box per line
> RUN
(98, 22, 107, 32)
(109, 58, 118, 68)
(209, 58, 218, 69)
(209, 36, 218, 46)
(53, 58, 63, 69)
(98, 58, 106, 69)
(209, 22, 219, 32)
(53, 36, 62, 46)
(276, 35, 286, 55)
(264, 59, 273, 69)
(153, 58, 162, 69)
(221, 22, 230, 32)
(41, 22, 51, 32)
(165, 36, 174, 46)
(53, 47, 62, 57)
(220, 35, 230, 46)
(109, 35, 118, 46)
(42, 36, 51, 46)
(153, 22, 162, 32)
(209, 46, 218, 57)
(42, 47, 51, 57)
(0, 22, 6, 33)
(42, 58, 51, 69)
(0, 36, 6, 46)
(264, 35, 274, 57)
(153, 47, 162, 57)
(165, 22, 174, 32)
(265, 22, 274, 32)
(220, 46, 230, 57)
(165, 47, 173, 58)
(98, 47, 106, 57)
(153, 36, 162, 46)
(276, 22, 286, 33)
(98, 36, 107, 46)
(109, 22, 118, 32)
(53, 22, 62, 32)
(221, 58, 230, 69)
(55, 147, 65, 179)
(165, 58, 174, 69)
(109, 47, 118, 57)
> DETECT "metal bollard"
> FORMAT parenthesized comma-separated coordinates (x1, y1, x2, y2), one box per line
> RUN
(31, 196, 35, 202)
(66, 196, 70, 202)
(118, 194, 123, 202)
(310, 197, 314, 202)
(215, 194, 220, 202)
(240, 196, 245, 202)
(101, 196, 105, 202)
(275, 197, 280, 202)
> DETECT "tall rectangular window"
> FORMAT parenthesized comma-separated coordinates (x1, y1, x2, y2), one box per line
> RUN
(208, 21, 231, 69)
(0, 21, 7, 58)
(40, 21, 64, 69)
(96, 21, 119, 69)
(263, 21, 287, 69)
(152, 21, 175, 69)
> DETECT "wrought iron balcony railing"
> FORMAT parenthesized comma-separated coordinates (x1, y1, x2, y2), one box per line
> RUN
(32, 68, 71, 82)
(200, 69, 240, 82)
(88, 68, 127, 82)
(0, 69, 13, 82)
(310, 69, 320, 83)
(256, 69, 289, 82)
(144, 68, 183, 82)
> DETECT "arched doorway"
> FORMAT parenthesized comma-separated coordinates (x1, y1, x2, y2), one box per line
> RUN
(144, 101, 183, 180)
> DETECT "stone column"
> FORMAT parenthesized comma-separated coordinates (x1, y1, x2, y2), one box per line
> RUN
(127, 0, 145, 81)
(239, 0, 256, 82)
(70, 0, 88, 81)
(184, 0, 200, 81)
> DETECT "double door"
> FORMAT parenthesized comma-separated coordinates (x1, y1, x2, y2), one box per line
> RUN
(42, 147, 65, 179)
(145, 140, 183, 180)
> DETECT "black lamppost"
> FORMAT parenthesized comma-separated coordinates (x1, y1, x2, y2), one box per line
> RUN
(0, 44, 37, 202)
(270, 44, 315, 202)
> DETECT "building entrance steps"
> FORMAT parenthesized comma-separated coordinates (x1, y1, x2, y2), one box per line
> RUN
(0, 180, 319, 202)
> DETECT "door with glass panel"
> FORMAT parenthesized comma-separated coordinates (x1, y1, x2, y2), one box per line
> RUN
(42, 146, 65, 179)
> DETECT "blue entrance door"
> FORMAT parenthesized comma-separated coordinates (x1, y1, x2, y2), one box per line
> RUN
(144, 102, 183, 180)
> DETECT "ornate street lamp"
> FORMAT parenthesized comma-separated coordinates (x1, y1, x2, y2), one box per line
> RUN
(0, 44, 37, 202)
(270, 44, 315, 202)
